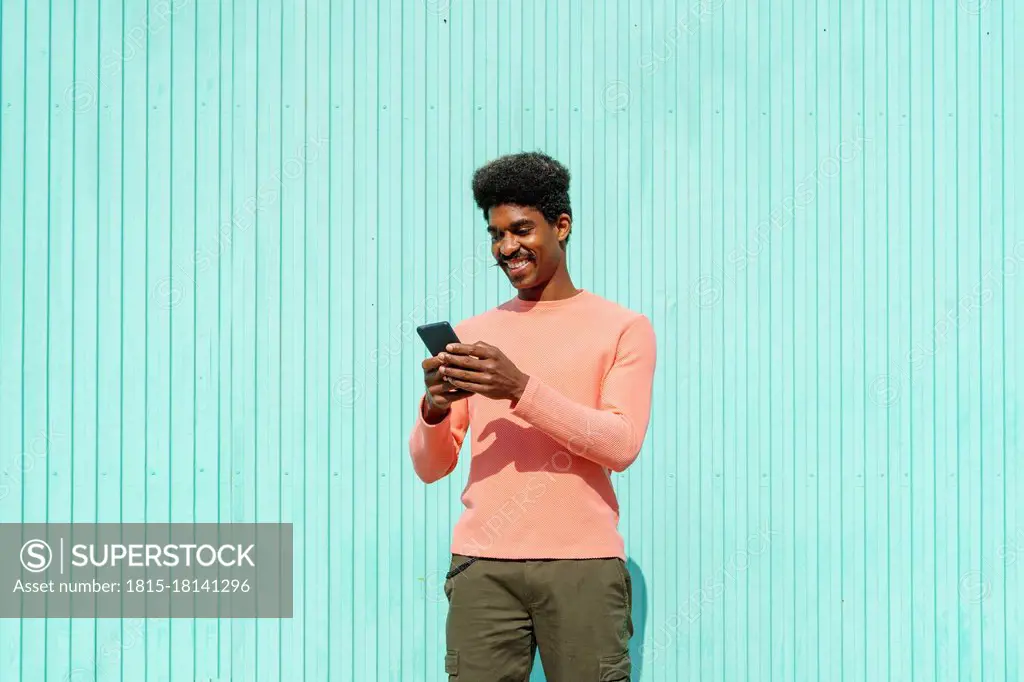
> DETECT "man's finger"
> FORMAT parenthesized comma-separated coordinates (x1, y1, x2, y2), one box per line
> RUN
(444, 342, 495, 358)
(439, 353, 486, 370)
(440, 367, 489, 382)
(429, 385, 473, 400)
(436, 388, 474, 401)
(446, 378, 491, 394)
(422, 356, 443, 370)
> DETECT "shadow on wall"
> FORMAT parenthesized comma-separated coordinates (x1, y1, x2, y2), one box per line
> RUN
(529, 558, 648, 681)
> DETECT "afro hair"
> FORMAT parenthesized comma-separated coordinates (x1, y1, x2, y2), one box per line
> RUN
(471, 152, 573, 247)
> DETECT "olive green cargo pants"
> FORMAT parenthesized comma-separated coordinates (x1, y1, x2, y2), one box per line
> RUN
(442, 554, 633, 681)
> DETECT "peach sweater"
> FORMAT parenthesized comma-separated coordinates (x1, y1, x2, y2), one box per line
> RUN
(407, 289, 657, 560)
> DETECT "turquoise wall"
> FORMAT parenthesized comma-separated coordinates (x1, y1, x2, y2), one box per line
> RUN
(0, 0, 1019, 680)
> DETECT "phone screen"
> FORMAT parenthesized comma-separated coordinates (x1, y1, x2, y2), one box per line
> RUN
(416, 322, 460, 357)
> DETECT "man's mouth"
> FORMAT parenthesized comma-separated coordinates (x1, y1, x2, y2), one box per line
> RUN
(503, 256, 534, 274)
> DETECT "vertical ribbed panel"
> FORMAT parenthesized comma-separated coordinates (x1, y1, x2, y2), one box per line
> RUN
(0, 1, 1019, 680)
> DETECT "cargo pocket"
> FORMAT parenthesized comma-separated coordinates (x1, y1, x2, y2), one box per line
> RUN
(598, 650, 631, 681)
(444, 649, 459, 679)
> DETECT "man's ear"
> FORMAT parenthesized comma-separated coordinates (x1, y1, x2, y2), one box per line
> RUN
(555, 214, 572, 246)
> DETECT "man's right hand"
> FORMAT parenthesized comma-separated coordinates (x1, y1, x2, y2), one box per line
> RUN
(421, 355, 473, 423)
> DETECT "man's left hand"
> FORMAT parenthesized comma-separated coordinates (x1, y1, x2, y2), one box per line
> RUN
(437, 342, 530, 402)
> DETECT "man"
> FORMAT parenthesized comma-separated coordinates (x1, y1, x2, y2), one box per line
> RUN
(408, 151, 657, 681)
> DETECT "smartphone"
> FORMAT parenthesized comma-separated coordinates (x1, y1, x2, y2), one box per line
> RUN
(416, 321, 461, 357)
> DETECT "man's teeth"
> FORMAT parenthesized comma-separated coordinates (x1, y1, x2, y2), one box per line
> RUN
(507, 259, 531, 271)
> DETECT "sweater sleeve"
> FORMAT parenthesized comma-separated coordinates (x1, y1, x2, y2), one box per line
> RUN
(509, 314, 657, 472)
(408, 392, 470, 483)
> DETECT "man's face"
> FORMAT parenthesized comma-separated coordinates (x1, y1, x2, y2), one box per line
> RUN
(487, 204, 569, 290)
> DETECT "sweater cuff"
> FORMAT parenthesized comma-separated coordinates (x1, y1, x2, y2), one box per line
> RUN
(509, 374, 541, 415)
(417, 394, 451, 429)
(507, 372, 540, 409)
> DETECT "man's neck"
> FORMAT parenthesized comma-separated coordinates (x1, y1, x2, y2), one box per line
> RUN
(517, 268, 578, 303)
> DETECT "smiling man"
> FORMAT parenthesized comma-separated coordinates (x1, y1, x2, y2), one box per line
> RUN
(408, 151, 657, 682)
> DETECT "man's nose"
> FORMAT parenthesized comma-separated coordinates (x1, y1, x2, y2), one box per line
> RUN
(498, 235, 520, 256)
